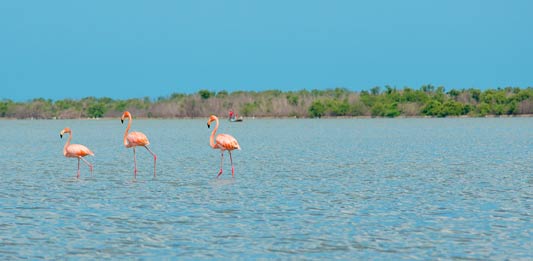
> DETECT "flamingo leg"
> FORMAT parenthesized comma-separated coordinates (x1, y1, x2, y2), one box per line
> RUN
(133, 147, 137, 180)
(77, 158, 80, 179)
(217, 151, 224, 178)
(144, 146, 157, 177)
(229, 150, 234, 177)
(80, 157, 93, 174)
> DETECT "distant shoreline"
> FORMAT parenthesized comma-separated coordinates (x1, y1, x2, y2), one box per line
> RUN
(3, 114, 533, 120)
(3, 87, 533, 119)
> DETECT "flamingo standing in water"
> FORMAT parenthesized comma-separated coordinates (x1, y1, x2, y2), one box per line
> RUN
(207, 115, 241, 177)
(60, 127, 94, 178)
(121, 111, 157, 179)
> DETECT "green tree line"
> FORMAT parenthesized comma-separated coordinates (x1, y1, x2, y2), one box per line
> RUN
(2, 85, 533, 119)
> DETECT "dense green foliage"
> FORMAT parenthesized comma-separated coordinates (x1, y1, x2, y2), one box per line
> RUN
(2, 86, 533, 119)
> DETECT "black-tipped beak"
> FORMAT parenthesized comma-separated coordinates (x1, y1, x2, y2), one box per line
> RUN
(121, 119, 124, 124)
(60, 134, 63, 138)
(207, 123, 210, 128)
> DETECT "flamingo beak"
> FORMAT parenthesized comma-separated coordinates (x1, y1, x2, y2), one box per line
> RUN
(60, 134, 63, 138)
(121, 119, 124, 124)
(207, 123, 210, 128)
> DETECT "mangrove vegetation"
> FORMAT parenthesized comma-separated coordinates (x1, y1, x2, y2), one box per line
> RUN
(2, 85, 533, 119)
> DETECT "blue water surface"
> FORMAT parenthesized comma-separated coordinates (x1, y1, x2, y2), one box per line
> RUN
(0, 118, 531, 259)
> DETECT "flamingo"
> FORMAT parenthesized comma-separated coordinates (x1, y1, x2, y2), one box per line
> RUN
(121, 111, 157, 179)
(207, 115, 241, 177)
(60, 127, 94, 178)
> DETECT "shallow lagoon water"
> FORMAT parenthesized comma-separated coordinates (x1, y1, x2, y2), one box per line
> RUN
(0, 118, 531, 259)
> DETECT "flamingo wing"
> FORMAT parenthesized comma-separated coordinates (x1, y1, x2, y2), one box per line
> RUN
(127, 131, 150, 147)
(216, 134, 241, 150)
(65, 144, 94, 157)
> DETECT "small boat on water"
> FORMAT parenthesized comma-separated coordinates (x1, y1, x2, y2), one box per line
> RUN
(228, 110, 243, 122)
(229, 116, 243, 122)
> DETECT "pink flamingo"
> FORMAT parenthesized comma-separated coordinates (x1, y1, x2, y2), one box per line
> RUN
(207, 115, 241, 177)
(60, 127, 94, 178)
(121, 111, 157, 179)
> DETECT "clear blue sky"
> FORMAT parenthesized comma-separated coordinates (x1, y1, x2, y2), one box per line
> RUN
(1, 0, 532, 101)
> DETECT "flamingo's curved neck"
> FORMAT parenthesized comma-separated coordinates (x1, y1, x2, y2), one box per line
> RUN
(124, 114, 132, 146)
(63, 132, 72, 156)
(210, 117, 219, 148)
